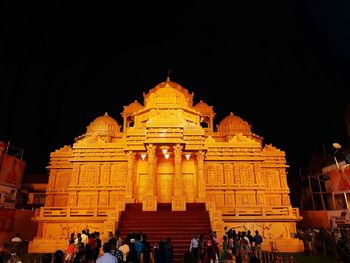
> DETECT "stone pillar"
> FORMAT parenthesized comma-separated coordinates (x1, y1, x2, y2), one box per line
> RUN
(147, 145, 156, 196)
(143, 144, 157, 211)
(196, 150, 206, 202)
(173, 144, 183, 196)
(172, 144, 186, 211)
(125, 151, 135, 203)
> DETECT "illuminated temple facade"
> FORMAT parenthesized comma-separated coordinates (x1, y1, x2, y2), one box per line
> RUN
(29, 79, 303, 252)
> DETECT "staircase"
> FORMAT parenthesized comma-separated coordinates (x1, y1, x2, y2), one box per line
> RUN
(118, 203, 211, 263)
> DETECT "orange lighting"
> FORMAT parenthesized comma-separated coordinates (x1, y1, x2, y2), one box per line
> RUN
(185, 154, 191, 160)
(141, 153, 147, 160)
(161, 148, 168, 155)
(164, 153, 170, 159)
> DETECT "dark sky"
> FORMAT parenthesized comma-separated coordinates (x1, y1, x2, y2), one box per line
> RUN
(1, 1, 350, 177)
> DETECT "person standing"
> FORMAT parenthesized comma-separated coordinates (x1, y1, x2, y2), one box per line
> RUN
(190, 234, 199, 262)
(219, 235, 228, 262)
(96, 243, 115, 263)
(6, 249, 22, 263)
(253, 230, 263, 261)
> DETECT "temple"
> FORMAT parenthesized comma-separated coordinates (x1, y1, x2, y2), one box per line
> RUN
(29, 78, 303, 253)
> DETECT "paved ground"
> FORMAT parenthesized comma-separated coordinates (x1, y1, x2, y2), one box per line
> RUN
(281, 252, 338, 263)
(1, 251, 340, 263)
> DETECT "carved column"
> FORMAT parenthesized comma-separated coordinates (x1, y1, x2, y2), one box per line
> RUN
(196, 150, 206, 202)
(143, 144, 157, 211)
(125, 151, 135, 203)
(147, 145, 156, 196)
(173, 144, 183, 196)
(172, 144, 186, 211)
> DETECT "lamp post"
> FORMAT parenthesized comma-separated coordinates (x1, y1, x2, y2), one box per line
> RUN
(332, 142, 342, 168)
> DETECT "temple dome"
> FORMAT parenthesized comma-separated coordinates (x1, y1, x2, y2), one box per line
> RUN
(143, 78, 194, 107)
(86, 112, 119, 137)
(122, 100, 143, 116)
(194, 100, 214, 114)
(218, 112, 251, 135)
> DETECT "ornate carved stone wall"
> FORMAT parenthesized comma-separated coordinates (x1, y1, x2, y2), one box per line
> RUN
(29, 78, 303, 253)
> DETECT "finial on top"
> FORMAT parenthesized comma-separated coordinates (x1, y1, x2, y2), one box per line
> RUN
(167, 68, 173, 81)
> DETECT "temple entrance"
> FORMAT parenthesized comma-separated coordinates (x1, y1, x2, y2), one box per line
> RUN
(137, 173, 151, 201)
(183, 173, 195, 202)
(157, 158, 175, 203)
(158, 173, 173, 202)
(182, 159, 196, 202)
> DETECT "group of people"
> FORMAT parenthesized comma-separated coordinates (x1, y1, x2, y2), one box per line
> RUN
(296, 226, 350, 261)
(99, 231, 173, 263)
(0, 233, 23, 263)
(189, 229, 263, 263)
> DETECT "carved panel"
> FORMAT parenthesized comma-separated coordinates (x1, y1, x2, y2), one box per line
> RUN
(225, 194, 235, 206)
(99, 192, 109, 206)
(78, 193, 98, 206)
(53, 196, 68, 207)
(138, 173, 151, 201)
(100, 164, 110, 185)
(158, 173, 173, 203)
(216, 164, 224, 184)
(183, 173, 195, 202)
(267, 175, 274, 189)
(68, 193, 77, 206)
(80, 165, 96, 185)
(45, 222, 104, 240)
(256, 193, 265, 205)
(266, 195, 282, 206)
(234, 163, 255, 186)
(92, 164, 100, 185)
(234, 165, 241, 184)
(111, 163, 127, 185)
(224, 164, 234, 185)
(45, 195, 54, 206)
(248, 172, 255, 185)
(47, 170, 56, 190)
(207, 194, 216, 203)
(265, 170, 280, 189)
(216, 194, 224, 207)
(236, 194, 250, 206)
(109, 192, 124, 206)
(208, 168, 216, 185)
(71, 165, 80, 186)
(56, 170, 70, 190)
(282, 194, 290, 205)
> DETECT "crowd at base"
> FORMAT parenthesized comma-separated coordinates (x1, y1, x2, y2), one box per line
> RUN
(295, 227, 350, 262)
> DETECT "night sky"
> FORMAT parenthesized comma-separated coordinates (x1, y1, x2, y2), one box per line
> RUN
(1, 1, 350, 180)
